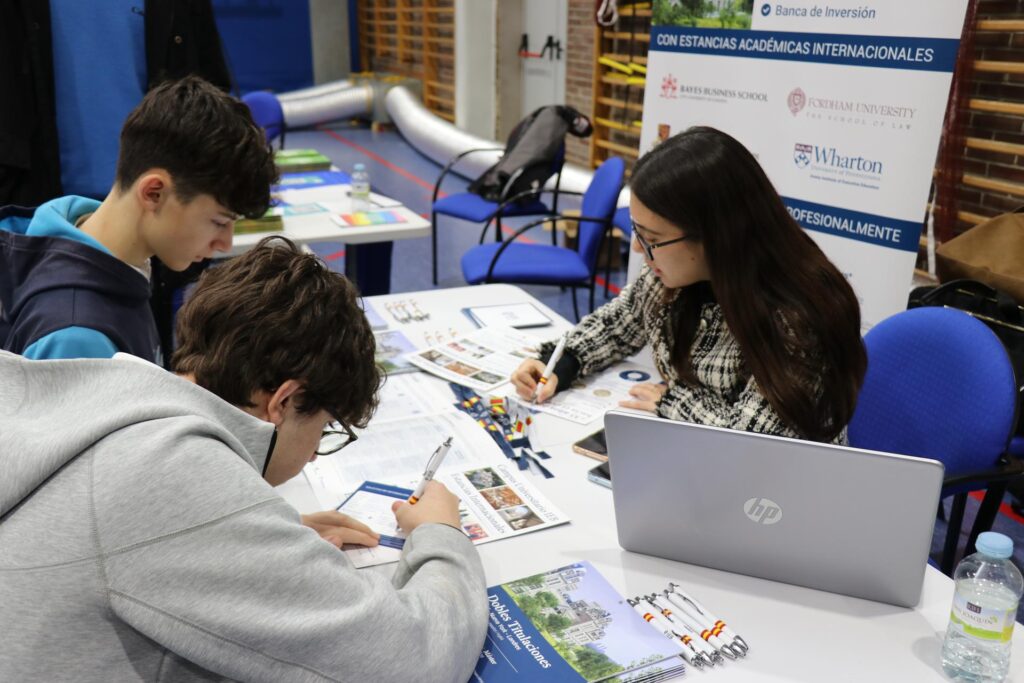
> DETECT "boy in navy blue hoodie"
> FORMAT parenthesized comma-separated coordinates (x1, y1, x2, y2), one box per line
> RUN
(0, 76, 277, 362)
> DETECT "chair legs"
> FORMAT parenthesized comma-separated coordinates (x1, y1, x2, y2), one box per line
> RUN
(967, 483, 1009, 557)
(571, 287, 580, 323)
(431, 211, 439, 285)
(942, 493, 968, 576)
(588, 279, 596, 314)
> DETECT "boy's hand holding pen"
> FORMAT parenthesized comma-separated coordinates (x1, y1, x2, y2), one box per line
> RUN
(392, 437, 461, 533)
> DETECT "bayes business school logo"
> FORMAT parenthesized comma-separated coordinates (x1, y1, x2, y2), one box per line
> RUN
(786, 86, 917, 131)
(793, 142, 884, 190)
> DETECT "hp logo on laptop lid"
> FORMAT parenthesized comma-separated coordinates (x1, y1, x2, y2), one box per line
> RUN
(744, 497, 782, 525)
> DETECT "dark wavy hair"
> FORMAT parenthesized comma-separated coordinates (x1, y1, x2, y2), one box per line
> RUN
(116, 75, 277, 219)
(631, 126, 867, 442)
(172, 237, 382, 428)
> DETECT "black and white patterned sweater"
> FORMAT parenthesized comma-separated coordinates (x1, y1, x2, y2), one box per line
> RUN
(542, 266, 846, 444)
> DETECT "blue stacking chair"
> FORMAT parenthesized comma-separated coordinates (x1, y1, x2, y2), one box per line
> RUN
(430, 145, 567, 285)
(848, 307, 1023, 575)
(461, 157, 625, 321)
(242, 91, 285, 146)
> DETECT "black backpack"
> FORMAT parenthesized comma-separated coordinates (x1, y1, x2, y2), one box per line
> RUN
(468, 105, 592, 203)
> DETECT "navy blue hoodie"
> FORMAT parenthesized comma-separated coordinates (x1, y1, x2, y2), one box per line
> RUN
(0, 196, 160, 362)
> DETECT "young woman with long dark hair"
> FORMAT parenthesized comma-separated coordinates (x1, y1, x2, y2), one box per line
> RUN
(511, 126, 867, 443)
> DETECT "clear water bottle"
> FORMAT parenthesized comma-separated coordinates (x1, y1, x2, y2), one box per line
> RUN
(941, 532, 1024, 682)
(351, 163, 371, 212)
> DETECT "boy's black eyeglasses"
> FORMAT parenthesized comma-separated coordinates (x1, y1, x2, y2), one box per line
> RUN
(316, 420, 359, 456)
(631, 220, 693, 261)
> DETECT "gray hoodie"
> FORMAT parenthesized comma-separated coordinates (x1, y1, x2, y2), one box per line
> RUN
(0, 351, 489, 682)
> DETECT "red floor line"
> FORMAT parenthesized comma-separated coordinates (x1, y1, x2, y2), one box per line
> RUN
(317, 126, 448, 199)
(968, 490, 1024, 526)
(317, 127, 625, 294)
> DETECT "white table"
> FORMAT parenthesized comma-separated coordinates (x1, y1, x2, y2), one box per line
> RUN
(279, 283, 1024, 682)
(228, 183, 430, 257)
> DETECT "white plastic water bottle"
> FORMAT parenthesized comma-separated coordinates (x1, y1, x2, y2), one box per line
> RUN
(351, 163, 371, 212)
(941, 531, 1024, 682)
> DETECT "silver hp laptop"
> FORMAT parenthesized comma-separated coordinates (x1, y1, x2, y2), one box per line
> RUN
(605, 411, 944, 607)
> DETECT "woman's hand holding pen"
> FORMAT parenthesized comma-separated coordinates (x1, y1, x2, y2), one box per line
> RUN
(391, 480, 461, 533)
(301, 511, 381, 548)
(511, 359, 558, 404)
(619, 382, 668, 413)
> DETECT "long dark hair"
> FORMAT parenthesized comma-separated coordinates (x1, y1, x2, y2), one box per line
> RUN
(631, 127, 866, 442)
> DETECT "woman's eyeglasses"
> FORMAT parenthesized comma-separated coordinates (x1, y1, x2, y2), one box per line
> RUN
(316, 420, 359, 456)
(631, 220, 693, 261)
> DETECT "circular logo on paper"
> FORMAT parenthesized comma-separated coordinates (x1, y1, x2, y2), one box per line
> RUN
(744, 497, 783, 525)
(787, 87, 806, 116)
(760, 3, 771, 16)
(619, 370, 652, 382)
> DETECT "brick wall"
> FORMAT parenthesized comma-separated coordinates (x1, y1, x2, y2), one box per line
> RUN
(950, 0, 1024, 237)
(565, 0, 596, 166)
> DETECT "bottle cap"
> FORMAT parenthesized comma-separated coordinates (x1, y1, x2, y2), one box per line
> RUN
(977, 531, 1014, 559)
(354, 163, 365, 171)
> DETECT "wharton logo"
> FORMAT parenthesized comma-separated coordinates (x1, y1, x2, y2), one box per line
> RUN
(794, 143, 884, 175)
(660, 73, 679, 98)
(787, 87, 806, 115)
(793, 143, 812, 168)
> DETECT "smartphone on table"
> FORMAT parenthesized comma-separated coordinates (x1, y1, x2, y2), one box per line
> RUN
(571, 428, 607, 462)
(587, 461, 612, 489)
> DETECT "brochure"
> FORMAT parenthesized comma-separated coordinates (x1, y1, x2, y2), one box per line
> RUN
(529, 363, 657, 425)
(474, 561, 686, 682)
(362, 300, 388, 331)
(329, 209, 407, 227)
(374, 329, 418, 375)
(336, 460, 569, 568)
(464, 303, 554, 329)
(405, 327, 546, 392)
(304, 409, 510, 507)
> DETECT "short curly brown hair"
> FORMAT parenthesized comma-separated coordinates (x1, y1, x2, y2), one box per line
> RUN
(172, 237, 381, 428)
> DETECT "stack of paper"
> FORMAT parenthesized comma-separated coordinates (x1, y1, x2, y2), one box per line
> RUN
(274, 148, 331, 173)
(406, 327, 548, 392)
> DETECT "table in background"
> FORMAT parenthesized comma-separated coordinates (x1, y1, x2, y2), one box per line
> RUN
(230, 180, 430, 296)
(152, 179, 430, 366)
(278, 283, 1024, 682)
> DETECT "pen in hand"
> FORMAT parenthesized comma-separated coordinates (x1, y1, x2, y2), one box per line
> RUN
(534, 334, 568, 403)
(408, 436, 454, 505)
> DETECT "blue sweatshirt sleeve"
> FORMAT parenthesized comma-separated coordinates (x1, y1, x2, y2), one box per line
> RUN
(22, 327, 119, 360)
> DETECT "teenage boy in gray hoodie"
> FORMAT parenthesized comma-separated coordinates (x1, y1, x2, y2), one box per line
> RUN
(0, 238, 489, 682)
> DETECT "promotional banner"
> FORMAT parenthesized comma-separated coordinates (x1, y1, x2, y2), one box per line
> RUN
(640, 0, 969, 329)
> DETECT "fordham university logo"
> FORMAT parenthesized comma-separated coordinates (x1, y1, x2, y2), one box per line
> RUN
(744, 497, 783, 525)
(660, 74, 678, 98)
(787, 87, 807, 116)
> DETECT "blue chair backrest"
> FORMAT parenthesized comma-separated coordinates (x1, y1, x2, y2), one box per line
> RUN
(577, 157, 625, 271)
(848, 307, 1017, 483)
(242, 91, 284, 142)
